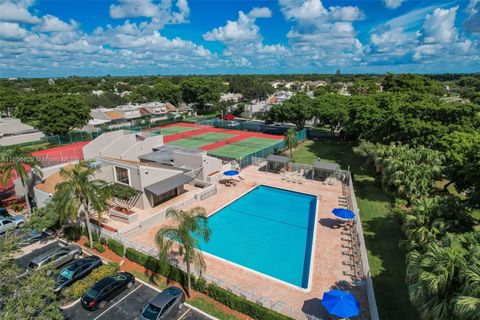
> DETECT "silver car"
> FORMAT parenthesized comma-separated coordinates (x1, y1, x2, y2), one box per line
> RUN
(0, 215, 25, 234)
(28, 244, 82, 271)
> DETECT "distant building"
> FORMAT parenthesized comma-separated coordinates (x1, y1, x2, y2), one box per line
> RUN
(220, 92, 243, 102)
(0, 118, 45, 146)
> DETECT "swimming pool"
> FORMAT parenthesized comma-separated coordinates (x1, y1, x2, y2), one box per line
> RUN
(195, 185, 317, 289)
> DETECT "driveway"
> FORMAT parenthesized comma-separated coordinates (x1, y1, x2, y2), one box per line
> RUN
(62, 281, 212, 320)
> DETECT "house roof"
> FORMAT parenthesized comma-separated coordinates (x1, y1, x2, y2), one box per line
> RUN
(165, 102, 176, 112)
(144, 173, 193, 196)
(104, 111, 124, 120)
(35, 163, 75, 194)
(139, 107, 153, 115)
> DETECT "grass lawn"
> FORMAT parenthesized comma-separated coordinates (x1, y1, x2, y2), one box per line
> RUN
(290, 139, 419, 320)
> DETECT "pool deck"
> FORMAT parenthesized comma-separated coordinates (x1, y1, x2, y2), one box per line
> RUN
(129, 166, 368, 319)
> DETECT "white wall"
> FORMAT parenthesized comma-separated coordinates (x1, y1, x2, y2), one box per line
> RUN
(121, 135, 164, 161)
(83, 130, 126, 160)
(34, 188, 51, 208)
(100, 134, 136, 158)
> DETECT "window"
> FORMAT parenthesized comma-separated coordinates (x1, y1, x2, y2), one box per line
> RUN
(115, 166, 130, 185)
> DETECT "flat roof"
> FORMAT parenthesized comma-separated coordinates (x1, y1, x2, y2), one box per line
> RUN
(139, 145, 204, 166)
(266, 154, 290, 164)
(314, 160, 340, 171)
(144, 173, 193, 196)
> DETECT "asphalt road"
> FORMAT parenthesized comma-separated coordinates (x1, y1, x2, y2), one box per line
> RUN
(62, 282, 211, 320)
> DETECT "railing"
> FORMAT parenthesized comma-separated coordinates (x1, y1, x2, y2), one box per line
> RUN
(195, 184, 217, 201)
(346, 172, 379, 320)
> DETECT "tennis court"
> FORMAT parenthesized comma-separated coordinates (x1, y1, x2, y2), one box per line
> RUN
(207, 137, 281, 160)
(150, 125, 199, 136)
(168, 132, 235, 149)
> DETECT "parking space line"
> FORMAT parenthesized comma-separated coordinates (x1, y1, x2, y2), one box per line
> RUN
(177, 308, 191, 320)
(93, 284, 143, 320)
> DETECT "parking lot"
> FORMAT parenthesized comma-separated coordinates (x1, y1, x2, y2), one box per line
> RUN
(15, 240, 63, 270)
(62, 282, 211, 320)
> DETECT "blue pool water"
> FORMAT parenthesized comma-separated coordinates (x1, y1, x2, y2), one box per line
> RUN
(195, 185, 317, 288)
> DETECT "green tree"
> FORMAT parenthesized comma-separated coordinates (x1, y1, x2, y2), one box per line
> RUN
(180, 78, 223, 114)
(314, 94, 348, 133)
(348, 80, 379, 95)
(37, 95, 91, 135)
(53, 160, 109, 246)
(154, 80, 182, 105)
(28, 200, 60, 232)
(382, 73, 446, 96)
(284, 128, 297, 158)
(0, 147, 43, 215)
(0, 235, 62, 320)
(155, 207, 211, 297)
(268, 93, 314, 130)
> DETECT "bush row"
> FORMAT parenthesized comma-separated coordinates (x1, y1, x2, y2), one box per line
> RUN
(85, 241, 106, 253)
(107, 238, 125, 257)
(65, 263, 119, 299)
(124, 247, 290, 320)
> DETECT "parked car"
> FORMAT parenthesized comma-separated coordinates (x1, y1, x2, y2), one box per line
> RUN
(54, 256, 102, 293)
(0, 207, 9, 217)
(28, 244, 82, 272)
(81, 272, 135, 310)
(18, 230, 53, 247)
(139, 286, 185, 320)
(0, 215, 25, 234)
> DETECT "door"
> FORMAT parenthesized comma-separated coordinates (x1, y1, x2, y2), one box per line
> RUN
(74, 265, 90, 280)
(159, 299, 175, 319)
(52, 251, 70, 267)
(1, 220, 13, 232)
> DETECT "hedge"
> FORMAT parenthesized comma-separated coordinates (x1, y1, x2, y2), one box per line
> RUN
(107, 238, 125, 257)
(207, 284, 290, 320)
(65, 263, 119, 299)
(123, 247, 290, 320)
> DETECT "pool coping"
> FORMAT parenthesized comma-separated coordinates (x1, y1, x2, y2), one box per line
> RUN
(200, 183, 319, 293)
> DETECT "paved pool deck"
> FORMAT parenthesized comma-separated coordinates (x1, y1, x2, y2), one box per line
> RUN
(129, 166, 368, 319)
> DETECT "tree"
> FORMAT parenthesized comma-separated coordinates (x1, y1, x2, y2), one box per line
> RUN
(314, 94, 348, 133)
(228, 77, 273, 101)
(180, 78, 224, 114)
(268, 93, 314, 130)
(382, 73, 446, 96)
(53, 160, 109, 246)
(37, 95, 91, 135)
(0, 147, 43, 214)
(284, 128, 297, 158)
(348, 80, 379, 95)
(155, 207, 211, 297)
(454, 143, 480, 208)
(0, 235, 62, 320)
(154, 80, 182, 105)
(28, 200, 60, 232)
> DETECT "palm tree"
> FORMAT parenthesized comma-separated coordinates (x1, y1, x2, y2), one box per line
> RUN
(155, 207, 211, 297)
(0, 147, 43, 215)
(284, 128, 297, 158)
(53, 160, 109, 246)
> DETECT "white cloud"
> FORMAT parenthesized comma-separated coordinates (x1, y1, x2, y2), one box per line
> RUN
(464, 0, 480, 33)
(109, 0, 190, 23)
(0, 22, 28, 40)
(0, 1, 40, 24)
(384, 0, 405, 9)
(203, 7, 271, 42)
(421, 6, 458, 44)
(36, 15, 78, 32)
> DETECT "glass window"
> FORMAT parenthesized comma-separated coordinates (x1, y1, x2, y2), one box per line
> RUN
(152, 189, 177, 206)
(115, 167, 130, 185)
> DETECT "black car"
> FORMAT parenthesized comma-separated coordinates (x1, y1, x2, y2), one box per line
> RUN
(139, 286, 185, 320)
(81, 272, 135, 310)
(18, 230, 53, 247)
(54, 256, 102, 293)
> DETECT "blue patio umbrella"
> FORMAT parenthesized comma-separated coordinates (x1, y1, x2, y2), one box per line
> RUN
(321, 290, 360, 318)
(223, 170, 240, 176)
(332, 208, 356, 220)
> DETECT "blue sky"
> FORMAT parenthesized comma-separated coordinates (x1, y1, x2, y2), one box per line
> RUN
(0, 0, 479, 77)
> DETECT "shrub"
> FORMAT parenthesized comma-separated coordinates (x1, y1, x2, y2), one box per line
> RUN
(66, 263, 119, 299)
(107, 238, 124, 257)
(99, 237, 107, 246)
(207, 284, 290, 320)
(93, 242, 105, 253)
(64, 225, 83, 241)
(193, 277, 207, 293)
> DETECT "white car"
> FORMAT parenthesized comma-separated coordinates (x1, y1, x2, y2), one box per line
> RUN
(0, 216, 25, 234)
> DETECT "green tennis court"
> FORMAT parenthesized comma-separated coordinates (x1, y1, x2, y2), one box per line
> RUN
(168, 132, 235, 148)
(207, 137, 280, 159)
(151, 125, 199, 136)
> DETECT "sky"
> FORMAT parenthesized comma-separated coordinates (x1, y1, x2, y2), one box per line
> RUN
(0, 0, 479, 77)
